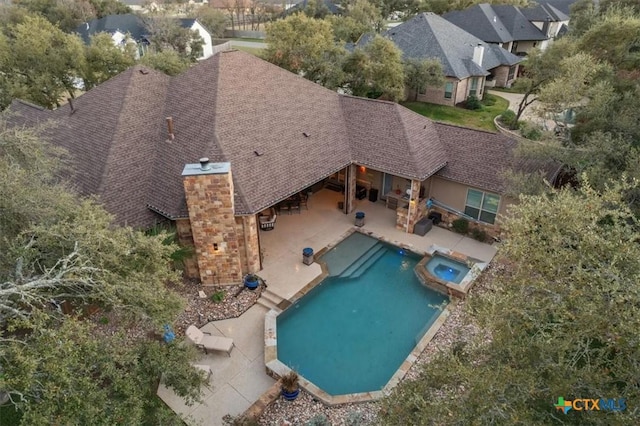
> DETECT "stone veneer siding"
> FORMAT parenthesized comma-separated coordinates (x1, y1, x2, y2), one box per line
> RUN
(182, 163, 243, 285)
(176, 218, 200, 279)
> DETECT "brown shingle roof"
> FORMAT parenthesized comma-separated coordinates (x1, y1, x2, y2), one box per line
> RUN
(434, 122, 517, 193)
(9, 50, 520, 227)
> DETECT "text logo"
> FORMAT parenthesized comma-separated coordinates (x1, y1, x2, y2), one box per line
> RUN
(555, 397, 626, 414)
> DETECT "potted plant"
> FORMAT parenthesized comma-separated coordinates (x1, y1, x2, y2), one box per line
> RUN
(280, 370, 300, 401)
(243, 273, 260, 290)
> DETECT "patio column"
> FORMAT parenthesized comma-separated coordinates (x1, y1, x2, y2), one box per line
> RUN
(405, 179, 422, 233)
(345, 164, 357, 214)
(240, 215, 261, 274)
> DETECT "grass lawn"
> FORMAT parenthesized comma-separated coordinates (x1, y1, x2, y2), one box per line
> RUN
(229, 37, 266, 43)
(401, 94, 509, 132)
(232, 45, 265, 57)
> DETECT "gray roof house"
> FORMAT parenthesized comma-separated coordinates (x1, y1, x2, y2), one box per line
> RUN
(75, 14, 214, 59)
(9, 49, 553, 284)
(358, 13, 522, 106)
(444, 3, 569, 55)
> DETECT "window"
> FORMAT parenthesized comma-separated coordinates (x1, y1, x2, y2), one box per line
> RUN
(464, 189, 500, 224)
(508, 65, 516, 81)
(444, 82, 453, 99)
(469, 78, 478, 97)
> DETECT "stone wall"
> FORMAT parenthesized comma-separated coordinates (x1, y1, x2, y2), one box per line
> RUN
(182, 163, 243, 285)
(176, 218, 199, 279)
(237, 215, 261, 274)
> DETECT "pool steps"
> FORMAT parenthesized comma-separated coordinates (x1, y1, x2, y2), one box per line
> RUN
(344, 246, 386, 279)
(338, 243, 385, 279)
(257, 289, 285, 312)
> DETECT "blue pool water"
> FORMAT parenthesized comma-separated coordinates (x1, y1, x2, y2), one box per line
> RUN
(277, 233, 448, 395)
(425, 254, 470, 284)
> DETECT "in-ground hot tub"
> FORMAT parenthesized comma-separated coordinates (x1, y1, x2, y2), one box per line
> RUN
(415, 246, 488, 298)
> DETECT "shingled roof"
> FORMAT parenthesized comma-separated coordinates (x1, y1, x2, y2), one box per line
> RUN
(9, 50, 517, 228)
(360, 13, 521, 80)
(444, 4, 548, 44)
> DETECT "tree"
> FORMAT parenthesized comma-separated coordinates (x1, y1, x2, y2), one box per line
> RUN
(0, 115, 205, 423)
(1, 15, 86, 108)
(82, 32, 137, 90)
(140, 50, 192, 75)
(511, 38, 575, 123)
(143, 15, 204, 62)
(193, 5, 229, 38)
(264, 14, 346, 87)
(403, 57, 444, 101)
(380, 179, 640, 424)
(344, 35, 405, 101)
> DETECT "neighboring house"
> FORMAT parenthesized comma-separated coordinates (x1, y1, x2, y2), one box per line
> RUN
(75, 14, 214, 59)
(284, 0, 342, 15)
(534, 0, 577, 16)
(8, 50, 559, 286)
(358, 13, 522, 106)
(444, 3, 569, 55)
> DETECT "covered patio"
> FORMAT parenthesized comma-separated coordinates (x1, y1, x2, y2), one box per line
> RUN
(257, 188, 497, 301)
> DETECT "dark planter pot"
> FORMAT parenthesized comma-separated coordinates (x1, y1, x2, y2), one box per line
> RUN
(281, 387, 300, 401)
(244, 276, 260, 290)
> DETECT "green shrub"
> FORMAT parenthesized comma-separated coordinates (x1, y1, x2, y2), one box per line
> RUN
(499, 109, 518, 129)
(519, 120, 543, 140)
(463, 95, 482, 110)
(306, 414, 330, 426)
(482, 94, 497, 106)
(452, 218, 469, 234)
(210, 290, 225, 304)
(98, 316, 109, 325)
(346, 411, 364, 426)
(471, 227, 488, 242)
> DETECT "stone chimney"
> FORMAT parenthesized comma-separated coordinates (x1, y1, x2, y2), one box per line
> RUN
(473, 44, 485, 67)
(182, 159, 243, 285)
(542, 18, 551, 37)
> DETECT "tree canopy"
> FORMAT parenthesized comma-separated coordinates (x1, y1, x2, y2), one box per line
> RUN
(381, 178, 640, 424)
(0, 116, 205, 423)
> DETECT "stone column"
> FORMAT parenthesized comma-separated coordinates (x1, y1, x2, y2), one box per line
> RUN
(345, 164, 357, 214)
(406, 179, 422, 233)
(182, 159, 243, 285)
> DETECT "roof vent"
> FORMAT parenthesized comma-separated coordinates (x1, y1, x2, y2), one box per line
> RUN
(254, 150, 263, 157)
(199, 157, 212, 170)
(139, 69, 149, 75)
(303, 132, 311, 137)
(166, 117, 175, 141)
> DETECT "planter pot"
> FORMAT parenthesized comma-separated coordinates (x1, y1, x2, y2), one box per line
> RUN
(281, 387, 300, 401)
(244, 276, 260, 290)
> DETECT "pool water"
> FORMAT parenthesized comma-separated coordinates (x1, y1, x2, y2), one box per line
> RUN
(276, 233, 448, 395)
(425, 254, 471, 284)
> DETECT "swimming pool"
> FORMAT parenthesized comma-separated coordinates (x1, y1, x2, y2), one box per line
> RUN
(274, 232, 448, 397)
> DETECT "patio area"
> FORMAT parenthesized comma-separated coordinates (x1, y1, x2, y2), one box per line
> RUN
(159, 188, 498, 425)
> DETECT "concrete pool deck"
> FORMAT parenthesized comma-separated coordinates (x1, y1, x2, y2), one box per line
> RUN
(158, 189, 498, 424)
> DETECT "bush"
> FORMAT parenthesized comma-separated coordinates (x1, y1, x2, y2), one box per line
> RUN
(482, 94, 497, 106)
(519, 120, 543, 140)
(463, 95, 482, 110)
(452, 218, 469, 234)
(306, 414, 330, 426)
(499, 109, 518, 129)
(471, 227, 488, 242)
(210, 290, 225, 303)
(346, 411, 364, 426)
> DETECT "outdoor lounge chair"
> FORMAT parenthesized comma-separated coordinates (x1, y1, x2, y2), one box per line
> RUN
(186, 325, 234, 356)
(259, 208, 277, 230)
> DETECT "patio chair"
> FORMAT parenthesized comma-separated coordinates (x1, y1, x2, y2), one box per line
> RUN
(185, 325, 234, 356)
(259, 208, 277, 230)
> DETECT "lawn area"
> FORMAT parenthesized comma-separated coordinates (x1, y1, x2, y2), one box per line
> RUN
(232, 45, 265, 57)
(401, 94, 509, 132)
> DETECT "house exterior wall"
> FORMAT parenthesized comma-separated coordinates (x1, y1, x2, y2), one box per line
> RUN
(190, 21, 214, 59)
(412, 77, 458, 106)
(176, 218, 200, 279)
(491, 64, 519, 87)
(513, 40, 543, 55)
(182, 163, 244, 285)
(427, 176, 511, 237)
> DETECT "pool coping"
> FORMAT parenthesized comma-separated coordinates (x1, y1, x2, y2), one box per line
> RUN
(264, 227, 454, 406)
